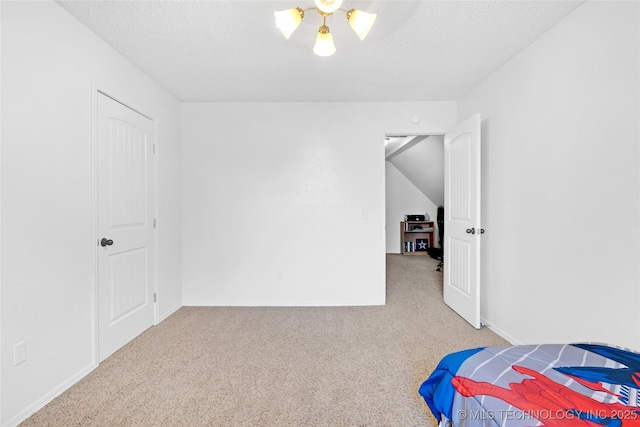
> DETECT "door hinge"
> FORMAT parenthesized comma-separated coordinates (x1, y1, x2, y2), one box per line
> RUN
(153, 144, 156, 154)
(154, 293, 157, 303)
(153, 218, 157, 228)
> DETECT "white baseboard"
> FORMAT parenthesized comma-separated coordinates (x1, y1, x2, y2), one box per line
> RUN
(158, 303, 181, 323)
(181, 300, 386, 307)
(5, 305, 180, 427)
(481, 317, 522, 345)
(3, 362, 96, 427)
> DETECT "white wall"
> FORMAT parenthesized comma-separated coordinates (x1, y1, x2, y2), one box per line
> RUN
(182, 102, 456, 305)
(1, 1, 182, 425)
(385, 162, 439, 253)
(458, 1, 640, 350)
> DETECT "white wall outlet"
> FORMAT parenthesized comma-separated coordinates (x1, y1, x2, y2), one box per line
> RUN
(13, 341, 26, 366)
(276, 271, 285, 280)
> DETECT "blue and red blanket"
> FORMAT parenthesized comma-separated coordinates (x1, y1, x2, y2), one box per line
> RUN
(419, 344, 640, 426)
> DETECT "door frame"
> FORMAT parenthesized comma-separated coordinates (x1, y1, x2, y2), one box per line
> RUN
(90, 81, 159, 367)
(383, 128, 445, 255)
(382, 122, 482, 328)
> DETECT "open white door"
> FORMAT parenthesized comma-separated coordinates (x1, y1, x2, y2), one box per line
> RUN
(443, 114, 481, 328)
(97, 93, 155, 361)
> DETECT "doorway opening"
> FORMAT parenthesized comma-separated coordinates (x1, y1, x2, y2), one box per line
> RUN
(384, 134, 444, 256)
(383, 114, 483, 329)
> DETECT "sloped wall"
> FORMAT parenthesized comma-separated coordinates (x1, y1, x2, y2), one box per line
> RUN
(385, 162, 439, 253)
(388, 135, 444, 207)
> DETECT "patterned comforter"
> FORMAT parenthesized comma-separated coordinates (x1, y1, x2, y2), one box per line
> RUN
(419, 344, 640, 426)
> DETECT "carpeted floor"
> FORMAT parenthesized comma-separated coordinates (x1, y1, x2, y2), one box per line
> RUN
(20, 254, 508, 426)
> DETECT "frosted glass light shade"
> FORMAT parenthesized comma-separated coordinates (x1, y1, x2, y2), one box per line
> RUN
(314, 0, 343, 14)
(313, 26, 336, 57)
(274, 8, 304, 39)
(347, 9, 377, 40)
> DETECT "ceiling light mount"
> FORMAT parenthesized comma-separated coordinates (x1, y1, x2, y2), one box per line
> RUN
(275, 1, 377, 56)
(314, 0, 343, 14)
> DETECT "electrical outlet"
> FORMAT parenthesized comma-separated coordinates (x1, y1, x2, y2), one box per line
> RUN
(13, 341, 26, 366)
(276, 271, 285, 280)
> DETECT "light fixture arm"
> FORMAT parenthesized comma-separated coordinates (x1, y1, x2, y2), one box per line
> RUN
(344, 9, 353, 20)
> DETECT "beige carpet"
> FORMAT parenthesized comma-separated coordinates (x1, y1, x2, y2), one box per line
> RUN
(21, 254, 508, 427)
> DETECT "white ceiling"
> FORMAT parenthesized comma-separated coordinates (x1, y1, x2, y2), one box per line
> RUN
(57, 0, 584, 102)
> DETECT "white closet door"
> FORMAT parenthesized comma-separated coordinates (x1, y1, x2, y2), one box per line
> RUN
(97, 93, 155, 361)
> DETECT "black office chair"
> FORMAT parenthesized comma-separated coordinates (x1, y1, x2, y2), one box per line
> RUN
(436, 206, 444, 271)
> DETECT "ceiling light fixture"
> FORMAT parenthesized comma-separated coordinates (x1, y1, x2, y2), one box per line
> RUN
(274, 0, 377, 57)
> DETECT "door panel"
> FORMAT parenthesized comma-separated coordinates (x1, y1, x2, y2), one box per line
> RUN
(98, 93, 155, 362)
(107, 247, 148, 324)
(444, 114, 481, 328)
(448, 135, 471, 221)
(108, 120, 149, 229)
(448, 237, 471, 295)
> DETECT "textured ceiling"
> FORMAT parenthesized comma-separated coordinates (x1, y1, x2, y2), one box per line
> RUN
(57, 0, 584, 102)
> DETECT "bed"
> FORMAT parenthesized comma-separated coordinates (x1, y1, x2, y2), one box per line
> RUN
(418, 344, 640, 426)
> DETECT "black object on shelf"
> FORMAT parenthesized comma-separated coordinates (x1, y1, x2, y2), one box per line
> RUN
(436, 206, 444, 271)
